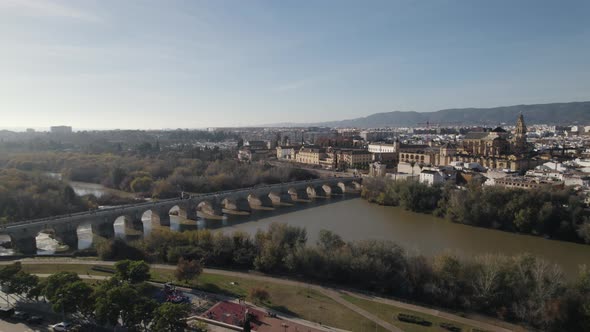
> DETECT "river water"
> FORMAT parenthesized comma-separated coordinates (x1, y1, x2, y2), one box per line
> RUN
(3, 185, 588, 279)
(211, 198, 590, 280)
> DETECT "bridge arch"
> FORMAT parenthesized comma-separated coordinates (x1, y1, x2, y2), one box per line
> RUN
(322, 184, 333, 197)
(35, 228, 73, 254)
(247, 193, 273, 209)
(76, 222, 93, 250)
(169, 205, 188, 218)
(113, 215, 143, 238)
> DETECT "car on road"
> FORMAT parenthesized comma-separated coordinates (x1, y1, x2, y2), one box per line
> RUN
(27, 315, 43, 324)
(50, 322, 73, 331)
(13, 311, 29, 320)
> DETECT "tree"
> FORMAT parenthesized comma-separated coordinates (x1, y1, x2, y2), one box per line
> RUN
(152, 303, 190, 332)
(249, 287, 270, 304)
(175, 258, 203, 283)
(130, 176, 153, 193)
(94, 281, 157, 330)
(0, 263, 39, 303)
(114, 260, 150, 283)
(317, 229, 344, 252)
(53, 281, 94, 319)
(43, 272, 93, 317)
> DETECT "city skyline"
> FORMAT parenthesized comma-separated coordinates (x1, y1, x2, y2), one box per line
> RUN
(1, 0, 590, 129)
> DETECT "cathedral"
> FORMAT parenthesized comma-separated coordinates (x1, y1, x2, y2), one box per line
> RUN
(440, 114, 540, 171)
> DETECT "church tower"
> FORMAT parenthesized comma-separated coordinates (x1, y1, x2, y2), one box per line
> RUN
(512, 113, 528, 155)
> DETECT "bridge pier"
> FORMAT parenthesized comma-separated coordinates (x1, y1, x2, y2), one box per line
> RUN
(13, 236, 37, 255)
(186, 208, 198, 220)
(158, 213, 171, 227)
(58, 229, 78, 250)
(92, 222, 115, 239)
(124, 218, 144, 237)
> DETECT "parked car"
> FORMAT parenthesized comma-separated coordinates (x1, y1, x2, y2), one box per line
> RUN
(27, 315, 43, 324)
(51, 322, 72, 331)
(13, 311, 29, 320)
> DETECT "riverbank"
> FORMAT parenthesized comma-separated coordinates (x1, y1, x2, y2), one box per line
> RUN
(361, 177, 590, 245)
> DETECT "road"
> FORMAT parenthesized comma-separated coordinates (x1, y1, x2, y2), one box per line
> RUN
(1, 258, 513, 332)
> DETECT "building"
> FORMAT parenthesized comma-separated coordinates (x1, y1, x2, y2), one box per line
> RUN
(369, 162, 387, 177)
(442, 115, 541, 171)
(50, 126, 72, 134)
(368, 142, 396, 153)
(295, 147, 325, 165)
(419, 167, 456, 186)
(360, 130, 393, 142)
(486, 176, 564, 190)
(335, 149, 373, 169)
(276, 145, 298, 160)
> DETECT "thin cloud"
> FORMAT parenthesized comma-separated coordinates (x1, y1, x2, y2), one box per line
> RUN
(1, 0, 102, 22)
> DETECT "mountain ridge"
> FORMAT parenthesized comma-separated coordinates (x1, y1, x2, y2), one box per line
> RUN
(266, 101, 590, 128)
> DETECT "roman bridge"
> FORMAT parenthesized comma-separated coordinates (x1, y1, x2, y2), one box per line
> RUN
(0, 177, 362, 254)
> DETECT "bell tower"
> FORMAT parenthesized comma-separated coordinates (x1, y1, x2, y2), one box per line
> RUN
(512, 113, 528, 155)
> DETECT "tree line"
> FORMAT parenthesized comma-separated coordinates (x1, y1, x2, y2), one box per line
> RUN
(361, 178, 590, 244)
(0, 260, 193, 331)
(0, 169, 90, 223)
(95, 224, 589, 331)
(1, 152, 316, 200)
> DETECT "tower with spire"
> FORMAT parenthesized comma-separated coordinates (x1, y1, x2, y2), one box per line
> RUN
(512, 113, 528, 155)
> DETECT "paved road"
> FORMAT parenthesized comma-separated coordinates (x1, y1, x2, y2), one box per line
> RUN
(1, 258, 513, 332)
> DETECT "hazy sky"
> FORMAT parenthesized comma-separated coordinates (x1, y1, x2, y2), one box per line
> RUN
(1, 0, 589, 129)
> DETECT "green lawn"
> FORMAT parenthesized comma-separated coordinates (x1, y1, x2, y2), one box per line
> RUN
(341, 294, 486, 332)
(21, 263, 113, 276)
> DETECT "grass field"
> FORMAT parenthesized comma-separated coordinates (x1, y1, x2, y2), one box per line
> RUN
(20, 263, 113, 276)
(341, 294, 483, 332)
(151, 268, 389, 332)
(19, 264, 389, 332)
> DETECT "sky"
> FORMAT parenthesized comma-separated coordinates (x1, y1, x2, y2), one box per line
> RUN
(1, 0, 589, 130)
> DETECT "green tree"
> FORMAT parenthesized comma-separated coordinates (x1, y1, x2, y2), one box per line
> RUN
(42, 272, 93, 317)
(94, 281, 157, 330)
(114, 260, 150, 283)
(152, 303, 190, 332)
(317, 229, 345, 251)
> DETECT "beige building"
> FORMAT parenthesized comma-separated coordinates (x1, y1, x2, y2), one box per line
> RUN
(336, 149, 373, 168)
(296, 147, 324, 165)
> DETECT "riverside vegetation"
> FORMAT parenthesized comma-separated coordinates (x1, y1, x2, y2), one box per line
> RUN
(92, 223, 589, 331)
(0, 153, 315, 223)
(361, 177, 590, 244)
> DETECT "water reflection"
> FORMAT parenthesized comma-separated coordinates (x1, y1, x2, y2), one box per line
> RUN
(36, 232, 59, 255)
(77, 224, 93, 250)
(0, 235, 14, 256)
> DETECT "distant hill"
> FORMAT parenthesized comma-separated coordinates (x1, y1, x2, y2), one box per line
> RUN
(271, 101, 590, 128)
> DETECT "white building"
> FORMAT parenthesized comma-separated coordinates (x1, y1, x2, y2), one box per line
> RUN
(419, 167, 456, 186)
(368, 142, 396, 153)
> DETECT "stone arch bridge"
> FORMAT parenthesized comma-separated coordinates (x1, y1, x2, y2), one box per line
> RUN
(0, 178, 362, 254)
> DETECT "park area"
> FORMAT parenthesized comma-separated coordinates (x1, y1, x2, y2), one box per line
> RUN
(5, 260, 521, 332)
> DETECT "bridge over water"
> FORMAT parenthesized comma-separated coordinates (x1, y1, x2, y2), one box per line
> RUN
(0, 177, 362, 254)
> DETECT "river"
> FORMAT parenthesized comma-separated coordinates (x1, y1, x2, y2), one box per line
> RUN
(211, 198, 590, 280)
(3, 184, 588, 279)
